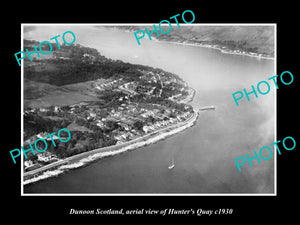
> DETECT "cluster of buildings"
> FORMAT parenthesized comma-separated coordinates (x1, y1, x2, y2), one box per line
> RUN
(113, 129, 142, 145)
(142, 111, 191, 134)
(70, 96, 192, 144)
(23, 130, 63, 171)
(168, 93, 183, 101)
(118, 81, 137, 95)
(24, 150, 59, 171)
(24, 160, 40, 171)
(95, 78, 124, 91)
(23, 70, 194, 171)
(92, 69, 189, 101)
(37, 151, 59, 163)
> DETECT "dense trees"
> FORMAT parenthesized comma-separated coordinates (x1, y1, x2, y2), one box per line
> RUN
(25, 55, 147, 86)
(46, 128, 115, 158)
(24, 113, 72, 139)
(24, 41, 185, 88)
(105, 120, 120, 131)
(133, 121, 144, 131)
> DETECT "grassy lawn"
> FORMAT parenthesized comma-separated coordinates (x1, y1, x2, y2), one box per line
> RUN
(66, 120, 93, 133)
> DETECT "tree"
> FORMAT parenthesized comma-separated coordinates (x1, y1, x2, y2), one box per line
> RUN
(98, 138, 103, 148)
(28, 154, 38, 161)
(133, 121, 144, 131)
(170, 112, 177, 118)
(106, 120, 119, 130)
(75, 117, 85, 126)
(146, 116, 155, 124)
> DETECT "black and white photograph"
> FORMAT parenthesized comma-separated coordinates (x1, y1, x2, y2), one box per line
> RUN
(4, 3, 299, 220)
(21, 24, 276, 195)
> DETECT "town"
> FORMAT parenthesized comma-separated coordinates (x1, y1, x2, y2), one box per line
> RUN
(23, 44, 196, 172)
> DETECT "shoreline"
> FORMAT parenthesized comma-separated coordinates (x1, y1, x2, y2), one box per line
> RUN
(24, 111, 199, 185)
(155, 39, 274, 60)
(23, 89, 198, 185)
(105, 27, 274, 60)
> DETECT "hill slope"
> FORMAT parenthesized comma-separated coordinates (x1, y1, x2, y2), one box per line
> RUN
(118, 25, 275, 57)
(24, 79, 99, 108)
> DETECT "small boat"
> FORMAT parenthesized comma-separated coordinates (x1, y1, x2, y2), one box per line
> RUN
(168, 157, 175, 170)
(199, 105, 215, 111)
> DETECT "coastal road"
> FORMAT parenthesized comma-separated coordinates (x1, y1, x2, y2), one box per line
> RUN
(24, 111, 198, 179)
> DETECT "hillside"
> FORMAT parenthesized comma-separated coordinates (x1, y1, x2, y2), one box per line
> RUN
(23, 41, 195, 165)
(23, 40, 189, 108)
(116, 25, 275, 57)
(24, 79, 100, 108)
(24, 41, 184, 87)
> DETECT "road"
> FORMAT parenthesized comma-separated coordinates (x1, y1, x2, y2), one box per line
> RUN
(24, 110, 198, 179)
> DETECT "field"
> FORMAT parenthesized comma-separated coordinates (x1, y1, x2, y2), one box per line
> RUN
(66, 120, 93, 133)
(24, 79, 102, 108)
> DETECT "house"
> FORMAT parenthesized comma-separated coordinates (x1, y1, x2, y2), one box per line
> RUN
(54, 106, 61, 113)
(129, 132, 135, 138)
(39, 108, 49, 112)
(114, 135, 123, 141)
(116, 140, 124, 145)
(169, 118, 176, 123)
(46, 134, 59, 141)
(96, 85, 103, 91)
(37, 152, 58, 163)
(24, 160, 34, 168)
(24, 160, 40, 171)
(87, 112, 97, 120)
(143, 126, 151, 133)
(141, 111, 155, 118)
(118, 122, 131, 131)
(37, 132, 60, 142)
(148, 125, 155, 130)
(36, 132, 48, 139)
(96, 120, 106, 128)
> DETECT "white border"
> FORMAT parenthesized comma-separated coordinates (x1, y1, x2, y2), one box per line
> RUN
(21, 24, 24, 195)
(21, 23, 277, 196)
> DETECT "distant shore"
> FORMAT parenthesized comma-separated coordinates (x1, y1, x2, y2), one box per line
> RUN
(106, 27, 274, 60)
(155, 39, 274, 60)
(23, 89, 198, 185)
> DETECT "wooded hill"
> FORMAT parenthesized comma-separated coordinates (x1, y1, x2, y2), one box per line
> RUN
(117, 25, 275, 57)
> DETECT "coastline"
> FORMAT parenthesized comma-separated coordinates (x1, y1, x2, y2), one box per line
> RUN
(155, 39, 274, 60)
(103, 27, 274, 60)
(23, 89, 198, 186)
(107, 27, 274, 60)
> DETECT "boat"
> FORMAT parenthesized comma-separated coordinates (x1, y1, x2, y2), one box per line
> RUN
(199, 105, 215, 111)
(168, 157, 175, 169)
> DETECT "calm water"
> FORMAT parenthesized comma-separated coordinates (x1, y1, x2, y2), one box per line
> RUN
(24, 26, 275, 193)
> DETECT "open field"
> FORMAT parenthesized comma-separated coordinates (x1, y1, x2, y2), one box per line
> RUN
(24, 80, 101, 108)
